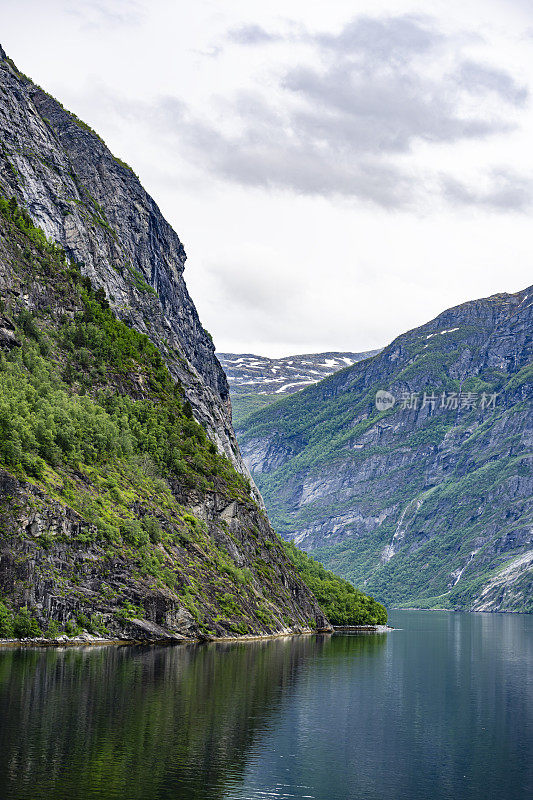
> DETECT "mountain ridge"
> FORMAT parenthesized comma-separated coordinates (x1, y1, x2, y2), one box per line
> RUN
(219, 350, 381, 397)
(0, 46, 245, 474)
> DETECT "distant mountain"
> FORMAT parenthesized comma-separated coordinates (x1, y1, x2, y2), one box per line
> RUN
(235, 287, 533, 613)
(219, 350, 380, 426)
(219, 351, 381, 396)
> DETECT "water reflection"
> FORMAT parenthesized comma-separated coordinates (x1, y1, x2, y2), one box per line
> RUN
(0, 635, 343, 799)
(234, 613, 532, 800)
(0, 614, 531, 800)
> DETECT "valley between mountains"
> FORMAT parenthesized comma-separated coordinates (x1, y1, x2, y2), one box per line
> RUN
(218, 350, 380, 426)
(0, 39, 529, 645)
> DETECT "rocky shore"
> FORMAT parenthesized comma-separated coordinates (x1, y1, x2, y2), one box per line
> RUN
(0, 625, 336, 648)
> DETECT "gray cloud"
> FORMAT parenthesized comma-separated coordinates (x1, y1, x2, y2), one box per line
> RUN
(110, 14, 528, 210)
(227, 24, 281, 45)
(282, 61, 510, 156)
(442, 170, 533, 211)
(314, 14, 443, 63)
(227, 14, 441, 60)
(178, 114, 413, 206)
(456, 60, 528, 105)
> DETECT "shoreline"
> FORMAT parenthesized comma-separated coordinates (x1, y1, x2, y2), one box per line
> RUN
(391, 607, 528, 614)
(0, 624, 393, 649)
(0, 628, 324, 649)
(333, 624, 393, 633)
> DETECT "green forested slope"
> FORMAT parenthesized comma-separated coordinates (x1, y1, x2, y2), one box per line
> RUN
(231, 393, 282, 427)
(282, 542, 387, 625)
(0, 197, 386, 638)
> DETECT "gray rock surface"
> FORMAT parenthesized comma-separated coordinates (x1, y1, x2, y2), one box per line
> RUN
(0, 47, 251, 482)
(0, 465, 330, 641)
(0, 45, 337, 639)
(236, 287, 533, 611)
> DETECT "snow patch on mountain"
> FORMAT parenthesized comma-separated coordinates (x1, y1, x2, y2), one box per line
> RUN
(218, 350, 381, 397)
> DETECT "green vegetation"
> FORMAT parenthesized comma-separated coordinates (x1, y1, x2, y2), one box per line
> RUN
(0, 196, 264, 634)
(125, 262, 156, 294)
(0, 599, 111, 639)
(283, 542, 387, 625)
(113, 156, 138, 177)
(0, 602, 42, 638)
(0, 194, 387, 634)
(231, 393, 281, 427)
(0, 195, 249, 503)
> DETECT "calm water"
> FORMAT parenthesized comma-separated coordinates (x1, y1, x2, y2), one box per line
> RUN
(0, 611, 531, 800)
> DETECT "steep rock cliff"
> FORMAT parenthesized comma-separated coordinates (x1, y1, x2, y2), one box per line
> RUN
(0, 197, 333, 639)
(0, 45, 245, 474)
(0, 47, 349, 639)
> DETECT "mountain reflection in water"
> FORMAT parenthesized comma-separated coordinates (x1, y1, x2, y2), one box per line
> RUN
(0, 612, 531, 800)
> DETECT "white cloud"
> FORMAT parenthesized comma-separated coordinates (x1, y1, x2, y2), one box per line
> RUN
(66, 0, 146, 30)
(442, 169, 533, 211)
(1, 0, 532, 356)
(107, 14, 529, 209)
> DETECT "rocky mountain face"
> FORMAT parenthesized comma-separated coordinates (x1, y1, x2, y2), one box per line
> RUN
(236, 288, 533, 612)
(0, 45, 243, 474)
(219, 350, 380, 427)
(0, 47, 350, 640)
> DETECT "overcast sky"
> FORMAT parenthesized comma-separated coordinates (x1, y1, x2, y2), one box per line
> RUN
(2, 0, 532, 356)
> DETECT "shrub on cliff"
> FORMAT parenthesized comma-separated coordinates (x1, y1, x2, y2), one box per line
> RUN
(283, 541, 387, 625)
(0, 601, 14, 638)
